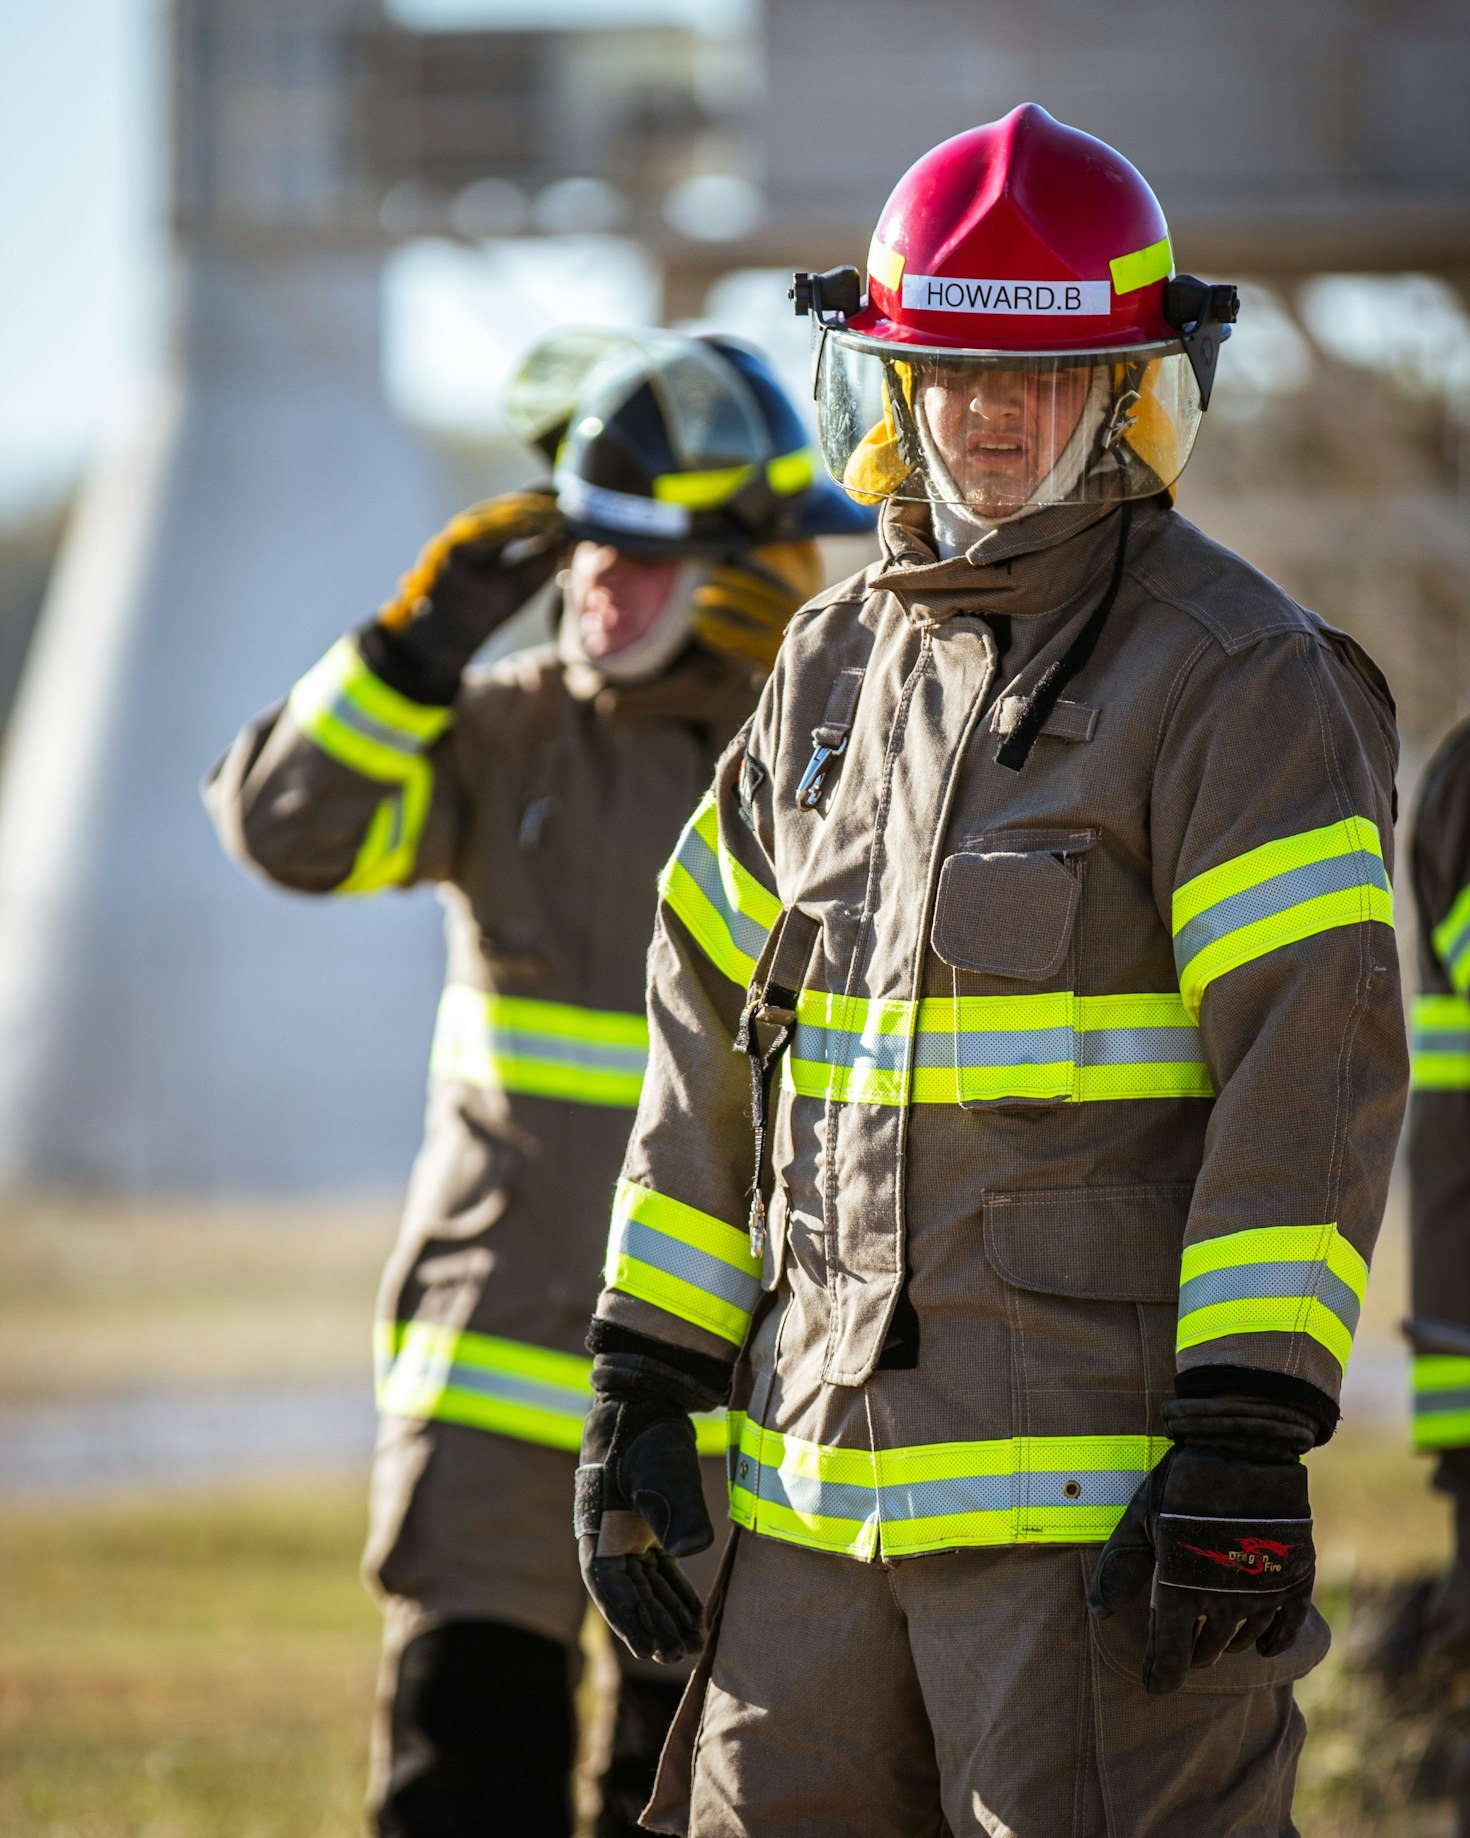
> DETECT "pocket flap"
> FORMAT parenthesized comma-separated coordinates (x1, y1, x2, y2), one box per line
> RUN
(932, 849, 1079, 979)
(983, 1185, 1192, 1304)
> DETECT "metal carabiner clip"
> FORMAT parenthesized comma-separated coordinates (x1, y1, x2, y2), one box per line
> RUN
(795, 733, 847, 810)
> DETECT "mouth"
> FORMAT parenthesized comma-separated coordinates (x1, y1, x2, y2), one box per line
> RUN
(967, 435, 1024, 455)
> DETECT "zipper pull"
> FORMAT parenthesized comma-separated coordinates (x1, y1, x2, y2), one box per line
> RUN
(795, 734, 847, 810)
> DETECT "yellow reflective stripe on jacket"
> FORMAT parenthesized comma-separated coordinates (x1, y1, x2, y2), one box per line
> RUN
(1412, 1354, 1470, 1451)
(374, 1321, 726, 1456)
(784, 990, 1214, 1106)
(659, 791, 781, 985)
(1176, 1222, 1368, 1375)
(1171, 816, 1393, 1016)
(1411, 992, 1470, 1090)
(430, 985, 649, 1109)
(606, 1178, 762, 1346)
(1432, 883, 1470, 996)
(288, 638, 453, 893)
(725, 1411, 1170, 1559)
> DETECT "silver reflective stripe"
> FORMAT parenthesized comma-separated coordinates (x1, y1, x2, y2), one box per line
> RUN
(798, 1021, 911, 1076)
(1176, 1261, 1362, 1336)
(1080, 1026, 1205, 1066)
(1416, 1027, 1470, 1053)
(488, 1029, 647, 1076)
(433, 1363, 588, 1418)
(612, 1217, 763, 1316)
(1417, 1388, 1470, 1415)
(677, 822, 772, 963)
(319, 685, 426, 760)
(877, 1468, 1144, 1517)
(1174, 852, 1391, 976)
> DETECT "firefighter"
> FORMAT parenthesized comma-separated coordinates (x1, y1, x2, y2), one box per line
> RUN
(1406, 718, 1470, 1663)
(575, 105, 1409, 1834)
(205, 329, 874, 1838)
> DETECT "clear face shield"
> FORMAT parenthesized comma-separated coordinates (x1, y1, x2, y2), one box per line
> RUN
(815, 329, 1204, 520)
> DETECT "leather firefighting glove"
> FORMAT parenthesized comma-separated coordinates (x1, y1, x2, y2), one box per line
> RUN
(690, 540, 825, 673)
(360, 489, 564, 704)
(1423, 1451, 1470, 1669)
(1087, 1395, 1318, 1695)
(575, 1337, 727, 1664)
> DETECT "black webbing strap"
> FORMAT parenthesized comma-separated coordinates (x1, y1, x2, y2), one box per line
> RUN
(733, 907, 821, 1256)
(994, 499, 1133, 774)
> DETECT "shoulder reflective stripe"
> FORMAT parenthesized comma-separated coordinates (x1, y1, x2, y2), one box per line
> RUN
(374, 1321, 726, 1456)
(1432, 885, 1470, 996)
(1110, 235, 1173, 295)
(784, 990, 1214, 1106)
(430, 986, 648, 1109)
(1413, 1354, 1470, 1450)
(606, 1178, 762, 1346)
(1176, 1222, 1367, 1374)
(725, 1412, 1169, 1559)
(1171, 817, 1392, 1016)
(289, 637, 452, 782)
(1411, 992, 1470, 1090)
(659, 791, 780, 984)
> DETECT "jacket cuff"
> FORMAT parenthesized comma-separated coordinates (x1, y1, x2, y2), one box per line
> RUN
(587, 1317, 734, 1401)
(1174, 1363, 1340, 1446)
(355, 618, 464, 709)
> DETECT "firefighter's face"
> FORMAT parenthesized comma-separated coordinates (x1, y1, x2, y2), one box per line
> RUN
(569, 543, 683, 658)
(919, 363, 1093, 516)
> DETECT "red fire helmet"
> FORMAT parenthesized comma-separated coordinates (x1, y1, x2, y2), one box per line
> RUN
(793, 104, 1238, 520)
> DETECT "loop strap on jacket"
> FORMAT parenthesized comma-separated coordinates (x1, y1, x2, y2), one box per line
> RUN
(796, 667, 865, 809)
(734, 907, 821, 1255)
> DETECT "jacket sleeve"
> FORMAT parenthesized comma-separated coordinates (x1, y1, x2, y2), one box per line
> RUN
(594, 673, 788, 1366)
(1151, 623, 1408, 1422)
(203, 633, 464, 894)
(1406, 719, 1470, 1450)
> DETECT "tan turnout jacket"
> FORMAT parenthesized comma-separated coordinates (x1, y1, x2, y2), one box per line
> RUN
(1406, 717, 1470, 1453)
(208, 632, 754, 1460)
(596, 497, 1408, 1563)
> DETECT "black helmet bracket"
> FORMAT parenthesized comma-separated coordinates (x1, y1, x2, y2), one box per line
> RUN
(1163, 276, 1240, 411)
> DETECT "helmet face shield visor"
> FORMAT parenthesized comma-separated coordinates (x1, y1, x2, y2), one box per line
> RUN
(816, 329, 1203, 517)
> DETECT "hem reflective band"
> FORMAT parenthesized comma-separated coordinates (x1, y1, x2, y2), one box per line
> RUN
(726, 1412, 1170, 1560)
(1172, 816, 1392, 1016)
(1110, 236, 1173, 295)
(374, 1321, 726, 1456)
(660, 790, 781, 985)
(1176, 1222, 1367, 1374)
(431, 985, 648, 1108)
(606, 1178, 762, 1347)
(1433, 883, 1470, 996)
(1412, 992, 1470, 1090)
(1412, 1354, 1470, 1450)
(786, 989, 1213, 1107)
(288, 638, 452, 893)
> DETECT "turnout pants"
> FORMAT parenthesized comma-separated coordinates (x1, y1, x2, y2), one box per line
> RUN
(364, 1419, 727, 1835)
(648, 1529, 1331, 1838)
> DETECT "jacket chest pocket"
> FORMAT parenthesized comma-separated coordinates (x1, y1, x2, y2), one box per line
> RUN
(929, 829, 1095, 1108)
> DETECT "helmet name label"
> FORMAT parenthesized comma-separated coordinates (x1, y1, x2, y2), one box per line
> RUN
(901, 275, 1110, 316)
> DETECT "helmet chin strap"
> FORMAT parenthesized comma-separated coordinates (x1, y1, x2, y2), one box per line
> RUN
(557, 561, 709, 687)
(919, 369, 1113, 558)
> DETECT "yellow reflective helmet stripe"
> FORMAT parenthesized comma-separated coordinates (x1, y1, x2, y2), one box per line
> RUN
(374, 1321, 726, 1455)
(1412, 1354, 1470, 1451)
(1110, 235, 1173, 296)
(659, 790, 781, 985)
(605, 1178, 762, 1347)
(1176, 1222, 1367, 1375)
(430, 986, 649, 1109)
(651, 448, 816, 510)
(1411, 992, 1470, 1090)
(1432, 882, 1470, 994)
(726, 1412, 1170, 1559)
(866, 234, 906, 295)
(287, 638, 452, 893)
(1171, 816, 1393, 1017)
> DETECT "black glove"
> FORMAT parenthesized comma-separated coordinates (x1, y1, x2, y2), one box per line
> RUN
(1087, 1396, 1317, 1694)
(359, 489, 564, 704)
(575, 1344, 726, 1664)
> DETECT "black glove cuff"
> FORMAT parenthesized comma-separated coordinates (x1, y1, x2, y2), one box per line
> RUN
(1162, 1394, 1318, 1461)
(356, 619, 464, 708)
(587, 1318, 734, 1402)
(591, 1351, 725, 1417)
(1175, 1364, 1338, 1446)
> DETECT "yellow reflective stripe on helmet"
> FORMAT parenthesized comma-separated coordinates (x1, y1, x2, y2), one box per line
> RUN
(1413, 1354, 1470, 1451)
(1171, 817, 1392, 1017)
(606, 1178, 762, 1347)
(725, 1412, 1169, 1559)
(1109, 235, 1173, 296)
(1176, 1222, 1367, 1374)
(659, 791, 781, 985)
(374, 1321, 726, 1455)
(765, 447, 816, 496)
(1432, 883, 1470, 995)
(653, 462, 753, 508)
(867, 234, 906, 294)
(782, 989, 1214, 1106)
(1411, 992, 1470, 1090)
(430, 985, 648, 1109)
